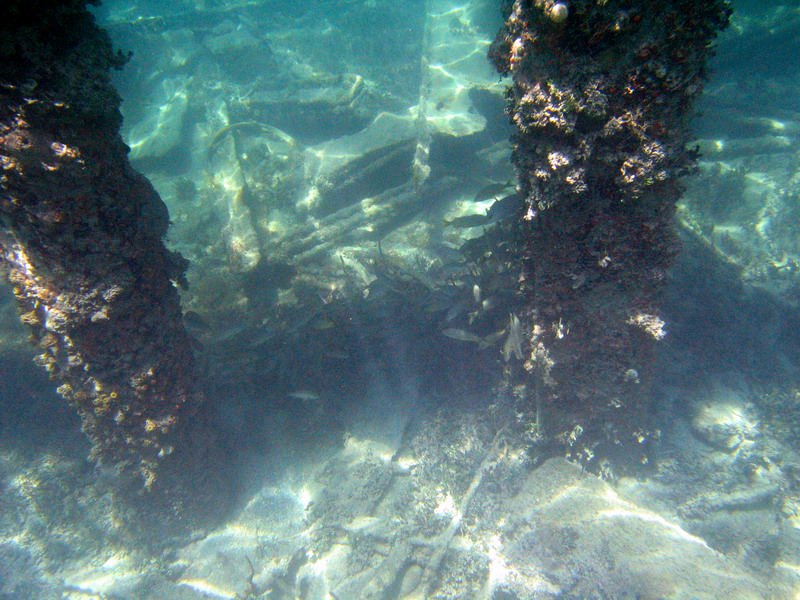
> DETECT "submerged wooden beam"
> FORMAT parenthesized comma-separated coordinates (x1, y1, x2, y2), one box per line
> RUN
(268, 178, 454, 265)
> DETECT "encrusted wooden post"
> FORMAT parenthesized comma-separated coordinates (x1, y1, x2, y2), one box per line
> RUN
(491, 0, 731, 468)
(0, 0, 220, 510)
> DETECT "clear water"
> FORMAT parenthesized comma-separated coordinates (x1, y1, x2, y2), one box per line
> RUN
(1, 1, 800, 598)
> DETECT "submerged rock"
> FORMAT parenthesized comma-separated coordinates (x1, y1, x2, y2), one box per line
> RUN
(127, 76, 190, 162)
(691, 397, 758, 452)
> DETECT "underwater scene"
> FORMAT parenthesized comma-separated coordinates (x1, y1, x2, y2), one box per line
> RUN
(1, 0, 800, 597)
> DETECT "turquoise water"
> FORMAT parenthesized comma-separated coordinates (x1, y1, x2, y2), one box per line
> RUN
(1, 1, 800, 598)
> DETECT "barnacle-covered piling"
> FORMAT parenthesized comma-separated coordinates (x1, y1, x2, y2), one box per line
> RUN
(0, 0, 218, 503)
(491, 0, 731, 468)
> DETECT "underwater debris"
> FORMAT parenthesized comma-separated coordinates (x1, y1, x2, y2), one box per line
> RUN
(417, 427, 510, 597)
(273, 180, 441, 264)
(207, 120, 297, 161)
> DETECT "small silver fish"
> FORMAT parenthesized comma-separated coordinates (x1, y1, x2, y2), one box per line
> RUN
(340, 254, 376, 287)
(502, 314, 525, 361)
(246, 327, 277, 349)
(342, 516, 384, 534)
(445, 300, 467, 322)
(473, 284, 481, 304)
(288, 391, 321, 401)
(442, 328, 483, 343)
(479, 329, 506, 349)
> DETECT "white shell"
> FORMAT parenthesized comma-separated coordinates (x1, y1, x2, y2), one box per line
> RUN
(549, 2, 569, 23)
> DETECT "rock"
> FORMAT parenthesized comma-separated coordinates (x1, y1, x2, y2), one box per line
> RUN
(398, 564, 423, 597)
(127, 76, 190, 161)
(691, 398, 758, 451)
(204, 21, 259, 56)
(502, 458, 778, 599)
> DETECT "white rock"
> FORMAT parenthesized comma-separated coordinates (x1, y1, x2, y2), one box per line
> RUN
(691, 400, 757, 451)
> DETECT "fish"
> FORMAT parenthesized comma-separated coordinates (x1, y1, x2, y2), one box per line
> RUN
(425, 297, 455, 313)
(479, 329, 506, 349)
(312, 318, 335, 330)
(484, 192, 523, 223)
(214, 323, 250, 343)
(288, 390, 321, 401)
(438, 240, 462, 251)
(502, 314, 525, 361)
(444, 192, 523, 229)
(245, 326, 277, 349)
(472, 180, 515, 203)
(286, 310, 317, 333)
(444, 213, 491, 229)
(183, 310, 210, 331)
(472, 283, 481, 304)
(365, 274, 396, 302)
(340, 254, 376, 287)
(445, 300, 467, 322)
(342, 516, 385, 534)
(442, 328, 483, 343)
(472, 284, 481, 304)
(444, 326, 508, 349)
